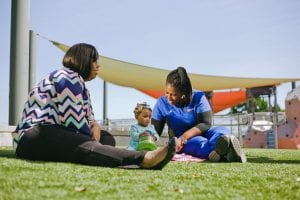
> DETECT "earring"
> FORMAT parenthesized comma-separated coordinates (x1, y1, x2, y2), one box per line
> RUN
(181, 95, 185, 99)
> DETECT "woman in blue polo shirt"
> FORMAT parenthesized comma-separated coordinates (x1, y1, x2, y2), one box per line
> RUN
(151, 67, 246, 162)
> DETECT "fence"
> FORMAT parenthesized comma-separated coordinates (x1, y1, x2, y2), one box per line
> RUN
(98, 112, 286, 146)
(0, 112, 286, 147)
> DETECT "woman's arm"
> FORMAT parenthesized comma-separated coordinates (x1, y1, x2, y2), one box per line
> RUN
(151, 118, 166, 137)
(85, 89, 101, 141)
(195, 110, 212, 133)
(149, 125, 160, 141)
(176, 111, 212, 152)
(129, 125, 140, 142)
(90, 121, 101, 141)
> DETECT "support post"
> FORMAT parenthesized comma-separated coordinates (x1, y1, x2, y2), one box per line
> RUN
(273, 86, 278, 149)
(9, 0, 30, 125)
(103, 80, 108, 125)
(29, 30, 36, 91)
(291, 81, 296, 89)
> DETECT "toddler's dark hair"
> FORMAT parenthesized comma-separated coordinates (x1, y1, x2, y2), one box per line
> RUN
(134, 102, 152, 119)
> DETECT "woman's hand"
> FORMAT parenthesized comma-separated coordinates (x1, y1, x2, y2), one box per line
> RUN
(175, 136, 187, 152)
(90, 121, 101, 142)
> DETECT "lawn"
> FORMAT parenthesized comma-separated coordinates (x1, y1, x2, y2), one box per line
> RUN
(0, 147, 299, 200)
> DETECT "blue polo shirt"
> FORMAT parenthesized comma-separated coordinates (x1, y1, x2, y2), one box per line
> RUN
(152, 90, 211, 137)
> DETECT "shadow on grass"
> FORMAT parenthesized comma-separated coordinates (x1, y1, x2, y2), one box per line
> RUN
(1, 147, 299, 165)
(0, 148, 78, 166)
(0, 149, 16, 158)
(246, 156, 300, 164)
(0, 147, 48, 163)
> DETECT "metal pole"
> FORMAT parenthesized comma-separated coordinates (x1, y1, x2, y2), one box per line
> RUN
(291, 82, 296, 89)
(103, 80, 108, 125)
(9, 0, 30, 125)
(237, 113, 241, 143)
(29, 30, 36, 91)
(250, 89, 255, 121)
(273, 86, 278, 149)
(268, 94, 272, 113)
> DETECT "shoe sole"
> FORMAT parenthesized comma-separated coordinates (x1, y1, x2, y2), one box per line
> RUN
(208, 150, 221, 162)
(215, 136, 230, 156)
(226, 136, 247, 163)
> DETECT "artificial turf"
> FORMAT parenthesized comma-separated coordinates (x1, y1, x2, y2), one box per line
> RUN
(0, 147, 299, 199)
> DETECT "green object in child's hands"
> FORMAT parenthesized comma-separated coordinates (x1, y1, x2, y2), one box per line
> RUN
(137, 131, 157, 151)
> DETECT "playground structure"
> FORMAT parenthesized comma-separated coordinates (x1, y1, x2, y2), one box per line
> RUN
(242, 86, 300, 149)
(277, 86, 300, 149)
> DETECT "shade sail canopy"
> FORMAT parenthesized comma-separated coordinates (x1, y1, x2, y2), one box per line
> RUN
(52, 41, 300, 91)
(211, 90, 247, 113)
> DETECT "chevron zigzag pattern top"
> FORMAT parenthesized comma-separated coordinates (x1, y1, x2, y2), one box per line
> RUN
(14, 67, 94, 142)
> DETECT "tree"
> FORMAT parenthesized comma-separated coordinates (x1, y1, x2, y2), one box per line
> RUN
(230, 96, 283, 113)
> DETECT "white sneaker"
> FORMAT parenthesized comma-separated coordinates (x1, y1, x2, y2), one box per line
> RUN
(225, 135, 247, 163)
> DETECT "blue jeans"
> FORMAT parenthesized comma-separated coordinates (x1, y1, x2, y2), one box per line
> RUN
(180, 126, 230, 159)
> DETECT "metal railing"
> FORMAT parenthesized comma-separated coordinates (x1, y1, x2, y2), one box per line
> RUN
(0, 112, 287, 147)
(97, 112, 286, 140)
(211, 112, 286, 147)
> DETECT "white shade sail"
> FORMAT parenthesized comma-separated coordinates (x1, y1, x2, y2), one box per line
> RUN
(52, 41, 300, 91)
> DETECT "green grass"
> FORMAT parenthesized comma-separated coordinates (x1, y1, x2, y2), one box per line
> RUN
(0, 147, 299, 200)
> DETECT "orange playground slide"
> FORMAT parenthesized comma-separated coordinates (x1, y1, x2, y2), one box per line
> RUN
(138, 89, 247, 113)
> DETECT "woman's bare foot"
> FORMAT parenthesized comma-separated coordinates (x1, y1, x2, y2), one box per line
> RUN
(141, 146, 168, 168)
(141, 137, 176, 169)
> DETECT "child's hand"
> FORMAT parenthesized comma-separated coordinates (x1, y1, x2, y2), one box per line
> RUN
(151, 135, 156, 142)
(139, 131, 151, 138)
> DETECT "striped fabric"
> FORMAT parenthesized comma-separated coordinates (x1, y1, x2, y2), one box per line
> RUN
(15, 67, 94, 141)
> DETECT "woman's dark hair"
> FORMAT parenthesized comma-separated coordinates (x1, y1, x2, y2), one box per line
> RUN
(166, 66, 193, 105)
(62, 43, 99, 80)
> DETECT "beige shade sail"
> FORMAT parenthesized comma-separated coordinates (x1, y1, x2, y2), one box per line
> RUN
(52, 41, 300, 91)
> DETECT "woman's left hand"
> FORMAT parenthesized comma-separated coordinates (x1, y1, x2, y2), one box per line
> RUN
(176, 137, 186, 152)
(91, 121, 101, 142)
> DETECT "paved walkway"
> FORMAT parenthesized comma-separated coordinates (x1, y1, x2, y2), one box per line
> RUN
(0, 126, 15, 146)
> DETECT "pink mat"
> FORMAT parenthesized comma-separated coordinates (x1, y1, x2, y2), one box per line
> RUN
(172, 153, 206, 162)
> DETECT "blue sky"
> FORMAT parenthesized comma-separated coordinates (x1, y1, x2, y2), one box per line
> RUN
(1, 0, 300, 125)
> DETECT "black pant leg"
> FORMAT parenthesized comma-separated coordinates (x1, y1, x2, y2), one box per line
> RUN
(16, 124, 93, 162)
(76, 141, 145, 167)
(16, 124, 146, 167)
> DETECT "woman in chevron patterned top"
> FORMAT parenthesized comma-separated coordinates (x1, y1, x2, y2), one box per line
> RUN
(12, 43, 175, 169)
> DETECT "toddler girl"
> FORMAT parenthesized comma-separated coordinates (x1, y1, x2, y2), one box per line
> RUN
(128, 103, 159, 151)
